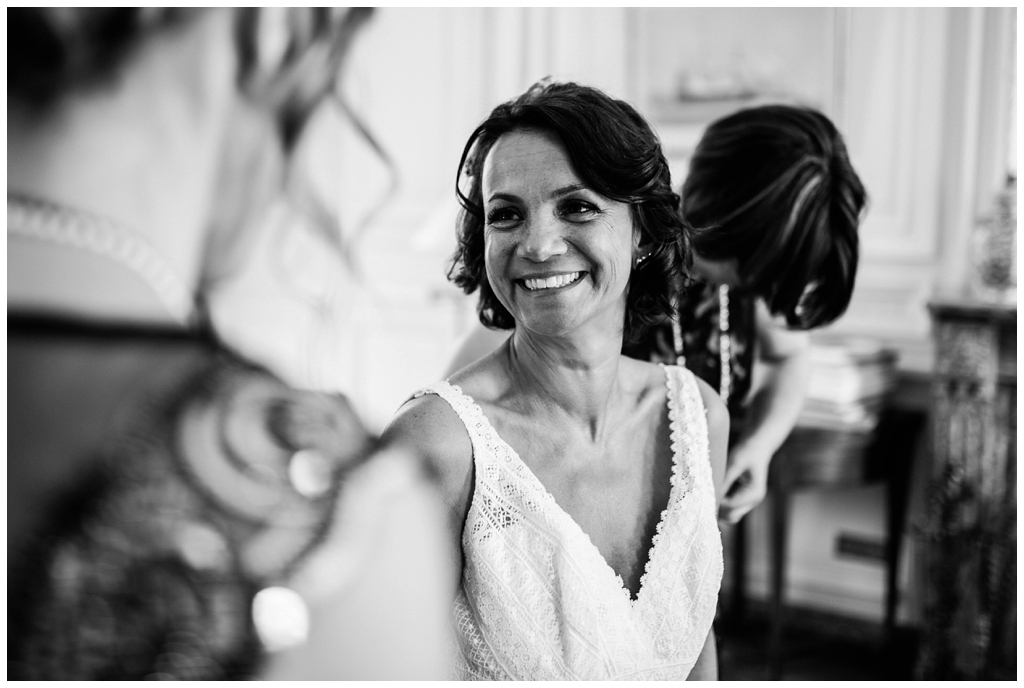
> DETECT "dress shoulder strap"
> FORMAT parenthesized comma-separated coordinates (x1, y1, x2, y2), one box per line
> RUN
(662, 364, 713, 495)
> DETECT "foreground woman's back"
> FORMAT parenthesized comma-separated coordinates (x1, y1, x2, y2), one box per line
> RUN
(7, 8, 454, 679)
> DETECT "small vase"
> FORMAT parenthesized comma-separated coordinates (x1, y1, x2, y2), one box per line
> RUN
(969, 176, 1017, 304)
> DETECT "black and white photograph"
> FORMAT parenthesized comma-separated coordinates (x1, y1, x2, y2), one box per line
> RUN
(7, 6, 1016, 681)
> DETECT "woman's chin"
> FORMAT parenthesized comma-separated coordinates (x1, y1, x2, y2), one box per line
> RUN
(511, 304, 628, 344)
(514, 318, 580, 341)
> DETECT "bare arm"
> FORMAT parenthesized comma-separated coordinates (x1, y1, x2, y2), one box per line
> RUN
(719, 300, 811, 524)
(687, 628, 718, 680)
(446, 325, 511, 377)
(264, 447, 456, 679)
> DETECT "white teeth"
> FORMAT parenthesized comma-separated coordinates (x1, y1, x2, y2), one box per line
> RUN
(523, 272, 581, 291)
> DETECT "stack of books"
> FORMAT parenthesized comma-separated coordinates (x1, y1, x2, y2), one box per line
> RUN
(797, 340, 898, 433)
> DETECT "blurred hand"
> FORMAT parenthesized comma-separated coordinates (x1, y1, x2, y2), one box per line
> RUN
(718, 440, 773, 525)
(263, 446, 456, 680)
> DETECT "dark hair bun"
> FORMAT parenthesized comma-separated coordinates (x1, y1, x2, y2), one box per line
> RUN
(683, 104, 867, 329)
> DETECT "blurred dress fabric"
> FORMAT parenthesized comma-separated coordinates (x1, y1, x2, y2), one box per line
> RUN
(624, 280, 756, 419)
(414, 365, 722, 680)
(7, 312, 379, 680)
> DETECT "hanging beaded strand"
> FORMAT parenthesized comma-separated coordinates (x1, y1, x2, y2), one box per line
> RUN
(671, 284, 731, 406)
(717, 284, 731, 405)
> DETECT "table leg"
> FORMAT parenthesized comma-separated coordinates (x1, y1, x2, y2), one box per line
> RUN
(883, 411, 925, 655)
(726, 517, 748, 625)
(769, 487, 789, 680)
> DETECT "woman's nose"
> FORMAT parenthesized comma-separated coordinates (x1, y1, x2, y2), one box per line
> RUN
(517, 213, 567, 262)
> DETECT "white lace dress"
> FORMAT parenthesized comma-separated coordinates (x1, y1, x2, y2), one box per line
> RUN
(414, 364, 723, 680)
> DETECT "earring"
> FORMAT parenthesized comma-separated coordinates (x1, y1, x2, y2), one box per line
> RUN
(635, 251, 652, 268)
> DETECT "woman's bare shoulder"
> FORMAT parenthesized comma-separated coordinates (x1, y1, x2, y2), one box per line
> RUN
(381, 391, 474, 516)
(446, 346, 512, 409)
(618, 355, 671, 397)
(382, 392, 471, 470)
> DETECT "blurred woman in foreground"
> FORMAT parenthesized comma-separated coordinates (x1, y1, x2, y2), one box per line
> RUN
(8, 8, 452, 680)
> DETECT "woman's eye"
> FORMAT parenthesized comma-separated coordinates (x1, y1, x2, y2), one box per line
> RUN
(486, 207, 521, 228)
(560, 199, 599, 221)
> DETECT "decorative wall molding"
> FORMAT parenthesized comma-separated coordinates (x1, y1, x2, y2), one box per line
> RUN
(845, 8, 946, 262)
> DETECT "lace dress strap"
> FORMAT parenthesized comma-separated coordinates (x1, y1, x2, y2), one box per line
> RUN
(663, 363, 713, 497)
(651, 364, 721, 670)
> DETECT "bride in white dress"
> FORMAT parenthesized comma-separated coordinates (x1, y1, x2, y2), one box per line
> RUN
(383, 81, 728, 680)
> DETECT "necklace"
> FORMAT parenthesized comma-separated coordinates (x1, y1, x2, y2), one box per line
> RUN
(7, 193, 195, 325)
(671, 283, 731, 405)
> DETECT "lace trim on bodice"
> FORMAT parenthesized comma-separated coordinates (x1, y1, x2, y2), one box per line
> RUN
(414, 364, 722, 680)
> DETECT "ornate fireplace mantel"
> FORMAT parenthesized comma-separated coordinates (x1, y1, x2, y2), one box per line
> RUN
(917, 298, 1016, 679)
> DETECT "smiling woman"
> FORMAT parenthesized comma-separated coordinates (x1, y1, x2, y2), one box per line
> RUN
(382, 81, 729, 680)
(480, 128, 638, 339)
(449, 81, 692, 346)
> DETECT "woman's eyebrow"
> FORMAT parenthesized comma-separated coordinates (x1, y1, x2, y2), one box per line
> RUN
(486, 183, 588, 204)
(548, 183, 587, 199)
(486, 192, 521, 204)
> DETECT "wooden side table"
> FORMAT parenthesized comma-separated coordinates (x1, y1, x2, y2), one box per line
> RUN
(764, 408, 926, 679)
(916, 299, 1016, 679)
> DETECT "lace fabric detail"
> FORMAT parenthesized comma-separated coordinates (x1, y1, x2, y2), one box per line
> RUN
(415, 364, 723, 680)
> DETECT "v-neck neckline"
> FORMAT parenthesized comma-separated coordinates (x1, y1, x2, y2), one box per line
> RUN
(446, 364, 683, 607)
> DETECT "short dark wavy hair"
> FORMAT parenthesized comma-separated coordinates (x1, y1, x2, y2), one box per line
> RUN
(683, 104, 867, 329)
(447, 81, 692, 345)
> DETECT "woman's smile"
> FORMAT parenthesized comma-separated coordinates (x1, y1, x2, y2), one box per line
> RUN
(520, 271, 586, 292)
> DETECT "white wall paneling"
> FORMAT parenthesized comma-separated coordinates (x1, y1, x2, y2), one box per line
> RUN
(933, 8, 1017, 300)
(632, 8, 839, 116)
(843, 9, 946, 262)
(817, 9, 950, 372)
(547, 8, 630, 99)
(973, 9, 1017, 212)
